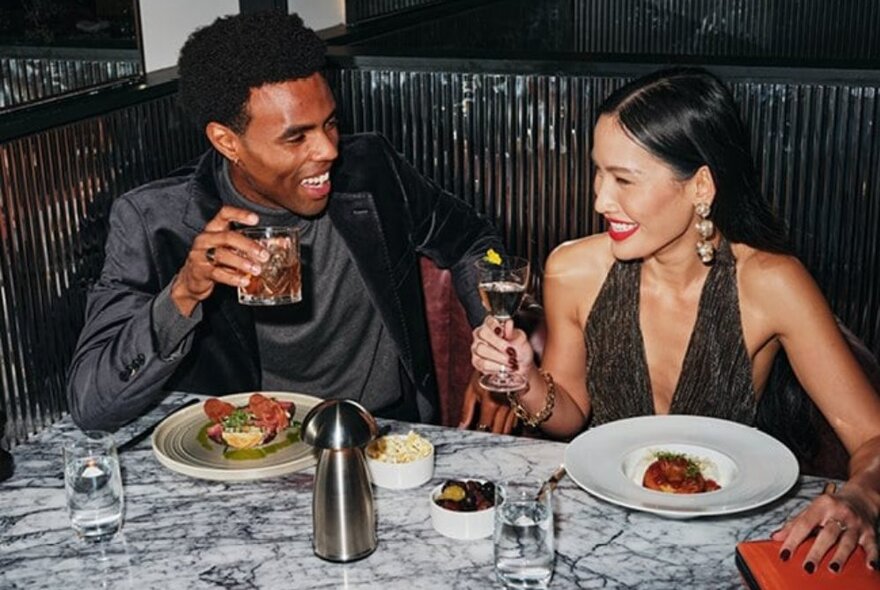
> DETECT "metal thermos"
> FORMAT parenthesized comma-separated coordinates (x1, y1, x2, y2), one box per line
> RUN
(301, 399, 378, 562)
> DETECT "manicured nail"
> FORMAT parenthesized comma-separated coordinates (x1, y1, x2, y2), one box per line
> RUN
(871, 560, 880, 570)
(780, 549, 790, 561)
(506, 347, 516, 356)
(494, 327, 502, 335)
(829, 562, 839, 573)
(804, 561, 814, 574)
(509, 362, 519, 371)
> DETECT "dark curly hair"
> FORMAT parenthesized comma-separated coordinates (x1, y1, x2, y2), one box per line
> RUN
(177, 12, 326, 133)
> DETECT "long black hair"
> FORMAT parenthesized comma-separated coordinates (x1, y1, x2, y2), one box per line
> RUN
(599, 67, 791, 255)
(599, 67, 819, 463)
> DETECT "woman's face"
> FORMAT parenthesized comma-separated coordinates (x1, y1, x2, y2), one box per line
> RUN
(592, 114, 703, 261)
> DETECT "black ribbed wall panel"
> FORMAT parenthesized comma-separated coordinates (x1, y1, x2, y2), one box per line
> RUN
(348, 0, 880, 64)
(0, 96, 205, 447)
(329, 69, 880, 360)
(0, 57, 140, 110)
(572, 0, 880, 60)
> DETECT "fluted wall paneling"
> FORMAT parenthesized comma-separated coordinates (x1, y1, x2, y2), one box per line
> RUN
(0, 57, 139, 110)
(0, 96, 205, 447)
(329, 69, 880, 360)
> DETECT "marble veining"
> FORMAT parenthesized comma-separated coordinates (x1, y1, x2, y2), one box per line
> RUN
(0, 394, 827, 589)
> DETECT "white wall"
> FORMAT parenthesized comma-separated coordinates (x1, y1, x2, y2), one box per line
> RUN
(140, 0, 346, 73)
(289, 0, 345, 31)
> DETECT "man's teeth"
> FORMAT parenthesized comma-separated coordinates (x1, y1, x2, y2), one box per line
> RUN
(609, 221, 637, 232)
(301, 172, 329, 187)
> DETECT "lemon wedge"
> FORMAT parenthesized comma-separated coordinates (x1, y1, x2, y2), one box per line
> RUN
(483, 249, 502, 265)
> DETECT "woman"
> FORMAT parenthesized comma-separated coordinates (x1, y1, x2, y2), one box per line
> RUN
(469, 67, 880, 573)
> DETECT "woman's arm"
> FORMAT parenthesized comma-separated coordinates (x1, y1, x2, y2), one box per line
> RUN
(745, 253, 880, 571)
(470, 237, 611, 438)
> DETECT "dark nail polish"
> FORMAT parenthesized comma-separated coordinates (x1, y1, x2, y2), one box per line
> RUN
(871, 560, 880, 571)
(494, 327, 502, 335)
(804, 561, 815, 574)
(509, 362, 519, 371)
(506, 347, 516, 356)
(780, 549, 790, 561)
(829, 562, 840, 573)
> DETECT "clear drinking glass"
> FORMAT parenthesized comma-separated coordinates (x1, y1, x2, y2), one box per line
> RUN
(63, 431, 124, 542)
(475, 255, 530, 391)
(237, 226, 302, 305)
(494, 477, 555, 589)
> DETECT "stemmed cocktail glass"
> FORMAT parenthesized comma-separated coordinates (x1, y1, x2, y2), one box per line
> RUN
(475, 254, 530, 392)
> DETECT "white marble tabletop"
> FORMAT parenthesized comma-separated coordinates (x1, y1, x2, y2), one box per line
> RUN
(0, 394, 827, 590)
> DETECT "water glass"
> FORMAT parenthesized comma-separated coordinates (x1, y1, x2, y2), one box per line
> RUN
(63, 431, 124, 542)
(494, 478, 555, 589)
(237, 226, 301, 305)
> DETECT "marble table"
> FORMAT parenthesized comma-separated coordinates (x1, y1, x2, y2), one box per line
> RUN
(1, 394, 827, 589)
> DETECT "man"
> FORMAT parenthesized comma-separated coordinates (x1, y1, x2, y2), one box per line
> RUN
(66, 12, 502, 430)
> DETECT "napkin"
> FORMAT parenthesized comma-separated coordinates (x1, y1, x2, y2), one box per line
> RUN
(735, 539, 879, 589)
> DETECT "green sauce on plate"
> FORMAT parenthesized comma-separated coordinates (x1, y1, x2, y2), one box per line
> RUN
(197, 422, 302, 460)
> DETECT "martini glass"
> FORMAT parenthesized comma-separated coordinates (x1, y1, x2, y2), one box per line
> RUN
(475, 255, 530, 392)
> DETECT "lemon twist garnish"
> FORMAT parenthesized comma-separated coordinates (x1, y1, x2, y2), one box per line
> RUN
(483, 249, 502, 265)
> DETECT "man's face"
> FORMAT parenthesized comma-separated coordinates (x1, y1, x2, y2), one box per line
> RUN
(228, 73, 339, 217)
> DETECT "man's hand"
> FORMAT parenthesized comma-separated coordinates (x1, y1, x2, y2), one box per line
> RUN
(170, 206, 268, 316)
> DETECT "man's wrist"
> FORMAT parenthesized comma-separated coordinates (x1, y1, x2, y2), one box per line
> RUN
(170, 276, 200, 317)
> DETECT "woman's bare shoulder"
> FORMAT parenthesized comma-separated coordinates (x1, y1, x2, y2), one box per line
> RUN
(545, 233, 615, 288)
(732, 244, 813, 296)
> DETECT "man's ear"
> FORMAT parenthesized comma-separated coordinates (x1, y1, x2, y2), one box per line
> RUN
(691, 165, 717, 206)
(205, 122, 241, 163)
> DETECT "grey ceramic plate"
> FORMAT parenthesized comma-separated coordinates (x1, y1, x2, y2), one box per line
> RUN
(151, 391, 322, 481)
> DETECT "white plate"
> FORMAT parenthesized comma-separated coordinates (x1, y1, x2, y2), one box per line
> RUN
(152, 392, 322, 481)
(564, 415, 799, 519)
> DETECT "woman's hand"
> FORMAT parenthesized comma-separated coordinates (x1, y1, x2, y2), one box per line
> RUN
(470, 316, 534, 378)
(772, 482, 879, 572)
(459, 316, 535, 434)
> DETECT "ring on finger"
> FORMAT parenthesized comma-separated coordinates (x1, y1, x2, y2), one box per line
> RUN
(477, 423, 490, 432)
(827, 517, 848, 533)
(205, 247, 217, 265)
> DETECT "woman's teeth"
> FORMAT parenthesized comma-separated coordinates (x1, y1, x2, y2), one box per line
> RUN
(609, 220, 637, 232)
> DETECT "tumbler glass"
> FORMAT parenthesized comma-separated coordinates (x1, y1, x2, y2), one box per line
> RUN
(494, 477, 555, 589)
(63, 431, 124, 542)
(237, 226, 301, 305)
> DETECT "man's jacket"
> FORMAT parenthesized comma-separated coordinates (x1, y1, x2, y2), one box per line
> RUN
(66, 133, 501, 430)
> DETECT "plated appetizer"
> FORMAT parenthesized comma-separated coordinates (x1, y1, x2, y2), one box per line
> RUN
(642, 451, 721, 494)
(203, 393, 295, 450)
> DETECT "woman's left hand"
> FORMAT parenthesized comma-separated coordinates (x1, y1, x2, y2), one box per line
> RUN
(772, 483, 879, 572)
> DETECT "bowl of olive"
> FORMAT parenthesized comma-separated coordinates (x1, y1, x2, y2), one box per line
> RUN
(429, 478, 495, 540)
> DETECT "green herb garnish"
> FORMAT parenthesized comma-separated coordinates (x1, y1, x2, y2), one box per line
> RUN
(654, 451, 702, 478)
(221, 408, 253, 432)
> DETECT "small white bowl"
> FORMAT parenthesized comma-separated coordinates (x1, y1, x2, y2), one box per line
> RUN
(366, 434, 434, 490)
(429, 482, 495, 540)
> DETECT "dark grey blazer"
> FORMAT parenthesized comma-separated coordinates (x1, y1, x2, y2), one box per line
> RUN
(66, 133, 501, 430)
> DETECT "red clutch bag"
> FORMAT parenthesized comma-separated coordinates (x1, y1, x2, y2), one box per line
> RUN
(735, 539, 879, 590)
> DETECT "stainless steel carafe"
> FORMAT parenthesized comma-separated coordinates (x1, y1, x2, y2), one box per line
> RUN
(301, 399, 378, 562)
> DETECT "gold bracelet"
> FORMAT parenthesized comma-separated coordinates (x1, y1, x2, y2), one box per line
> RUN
(506, 369, 556, 428)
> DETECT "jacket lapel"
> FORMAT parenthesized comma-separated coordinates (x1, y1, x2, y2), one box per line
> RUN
(328, 191, 415, 382)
